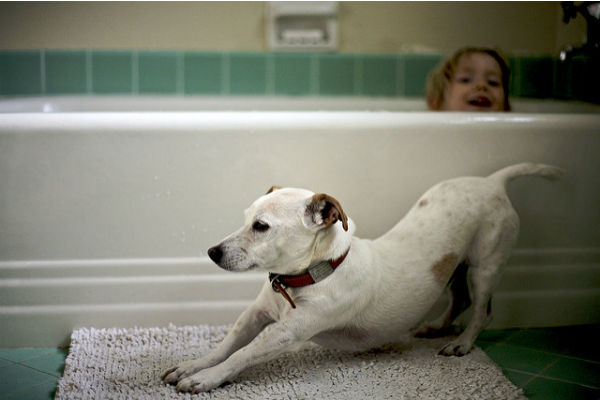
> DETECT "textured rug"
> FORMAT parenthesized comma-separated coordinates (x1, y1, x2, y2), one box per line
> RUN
(56, 324, 526, 400)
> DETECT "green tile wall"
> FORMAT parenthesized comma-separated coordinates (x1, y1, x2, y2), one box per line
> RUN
(273, 53, 313, 95)
(403, 55, 443, 97)
(229, 53, 267, 94)
(91, 51, 132, 94)
(362, 55, 401, 97)
(138, 51, 178, 94)
(570, 56, 600, 103)
(0, 51, 41, 95)
(319, 54, 357, 95)
(45, 50, 87, 94)
(0, 49, 597, 103)
(184, 53, 223, 95)
(513, 57, 555, 99)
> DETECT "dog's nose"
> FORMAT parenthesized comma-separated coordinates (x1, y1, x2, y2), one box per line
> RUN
(208, 246, 223, 263)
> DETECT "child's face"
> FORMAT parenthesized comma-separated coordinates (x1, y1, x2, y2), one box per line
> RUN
(441, 53, 506, 111)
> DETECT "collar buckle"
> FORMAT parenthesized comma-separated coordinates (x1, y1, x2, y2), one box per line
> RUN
(269, 273, 283, 292)
(268, 246, 350, 309)
(269, 273, 297, 309)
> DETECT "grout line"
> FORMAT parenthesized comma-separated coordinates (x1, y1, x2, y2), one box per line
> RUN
(502, 329, 525, 342)
(536, 375, 600, 391)
(479, 329, 524, 353)
(548, 353, 600, 364)
(2, 372, 60, 399)
(14, 361, 63, 378)
(513, 57, 522, 98)
(86, 50, 93, 94)
(0, 348, 57, 364)
(0, 359, 16, 367)
(310, 54, 319, 95)
(176, 51, 184, 95)
(0, 49, 591, 101)
(222, 53, 230, 95)
(502, 367, 537, 378)
(552, 58, 558, 99)
(396, 56, 405, 96)
(497, 340, 600, 365)
(480, 328, 600, 391)
(266, 53, 275, 95)
(39, 50, 46, 95)
(131, 51, 139, 95)
(520, 357, 561, 388)
(480, 340, 504, 353)
(501, 367, 538, 389)
(483, 329, 600, 390)
(505, 364, 600, 390)
(354, 55, 363, 95)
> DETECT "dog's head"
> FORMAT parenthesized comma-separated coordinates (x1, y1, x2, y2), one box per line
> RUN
(207, 186, 349, 274)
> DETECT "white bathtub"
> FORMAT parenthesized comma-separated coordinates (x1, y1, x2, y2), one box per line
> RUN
(1, 96, 599, 347)
(3, 95, 600, 113)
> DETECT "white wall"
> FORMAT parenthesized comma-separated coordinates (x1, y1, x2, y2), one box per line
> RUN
(0, 2, 586, 55)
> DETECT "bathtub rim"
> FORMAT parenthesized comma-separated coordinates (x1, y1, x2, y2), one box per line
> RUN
(1, 95, 600, 114)
(2, 110, 600, 134)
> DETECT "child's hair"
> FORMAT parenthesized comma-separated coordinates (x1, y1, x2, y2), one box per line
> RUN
(426, 47, 511, 111)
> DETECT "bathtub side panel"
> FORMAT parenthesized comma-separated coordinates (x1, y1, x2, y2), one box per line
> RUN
(1, 113, 598, 260)
(1, 112, 599, 346)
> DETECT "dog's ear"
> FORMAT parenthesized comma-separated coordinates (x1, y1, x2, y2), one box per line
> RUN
(305, 193, 349, 231)
(266, 185, 282, 194)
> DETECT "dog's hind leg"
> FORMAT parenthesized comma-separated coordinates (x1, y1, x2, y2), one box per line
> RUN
(438, 262, 496, 356)
(414, 261, 471, 337)
(439, 212, 518, 356)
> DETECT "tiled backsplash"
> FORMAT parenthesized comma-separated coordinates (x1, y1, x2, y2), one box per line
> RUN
(0, 49, 597, 102)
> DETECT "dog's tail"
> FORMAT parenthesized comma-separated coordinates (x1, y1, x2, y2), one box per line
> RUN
(488, 163, 565, 186)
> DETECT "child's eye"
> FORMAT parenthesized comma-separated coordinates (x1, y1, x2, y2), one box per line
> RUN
(455, 76, 471, 84)
(488, 79, 500, 87)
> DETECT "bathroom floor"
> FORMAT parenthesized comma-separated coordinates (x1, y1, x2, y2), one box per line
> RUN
(476, 324, 599, 399)
(0, 325, 598, 399)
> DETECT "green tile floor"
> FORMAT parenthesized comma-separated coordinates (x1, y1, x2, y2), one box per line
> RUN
(0, 325, 598, 399)
(0, 348, 67, 400)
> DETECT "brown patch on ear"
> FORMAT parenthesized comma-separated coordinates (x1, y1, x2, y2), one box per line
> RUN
(418, 199, 429, 207)
(307, 193, 349, 231)
(431, 253, 459, 285)
(266, 185, 282, 194)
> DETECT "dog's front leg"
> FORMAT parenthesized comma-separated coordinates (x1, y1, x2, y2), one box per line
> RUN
(162, 302, 273, 385)
(175, 314, 323, 393)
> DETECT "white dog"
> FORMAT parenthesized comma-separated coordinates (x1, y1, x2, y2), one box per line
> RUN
(162, 162, 563, 393)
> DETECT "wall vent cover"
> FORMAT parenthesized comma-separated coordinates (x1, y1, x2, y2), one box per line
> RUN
(268, 2, 339, 51)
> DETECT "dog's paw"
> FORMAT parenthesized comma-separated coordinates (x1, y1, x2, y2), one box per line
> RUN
(161, 359, 204, 384)
(175, 369, 225, 394)
(438, 340, 473, 357)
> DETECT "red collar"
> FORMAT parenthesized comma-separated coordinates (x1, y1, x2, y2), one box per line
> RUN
(269, 247, 350, 309)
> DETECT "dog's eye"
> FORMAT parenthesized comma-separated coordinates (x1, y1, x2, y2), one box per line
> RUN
(252, 221, 270, 232)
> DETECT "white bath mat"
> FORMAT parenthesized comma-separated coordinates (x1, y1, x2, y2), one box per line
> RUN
(56, 324, 526, 400)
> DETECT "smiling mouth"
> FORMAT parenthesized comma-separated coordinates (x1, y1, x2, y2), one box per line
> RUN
(468, 96, 492, 107)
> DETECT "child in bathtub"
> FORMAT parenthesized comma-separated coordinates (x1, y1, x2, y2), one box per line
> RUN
(426, 47, 511, 111)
